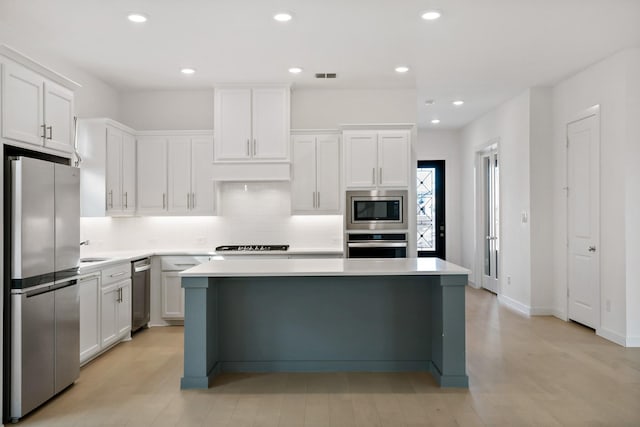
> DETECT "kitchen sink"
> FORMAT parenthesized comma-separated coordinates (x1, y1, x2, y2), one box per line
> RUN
(80, 257, 111, 263)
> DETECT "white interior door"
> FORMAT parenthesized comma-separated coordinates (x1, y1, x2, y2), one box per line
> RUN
(567, 111, 600, 329)
(482, 148, 499, 293)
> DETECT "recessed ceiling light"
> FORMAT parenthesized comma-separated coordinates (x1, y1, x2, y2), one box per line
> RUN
(395, 66, 410, 73)
(273, 12, 293, 22)
(180, 68, 196, 75)
(421, 10, 442, 21)
(425, 99, 436, 106)
(453, 100, 465, 106)
(288, 67, 303, 74)
(127, 13, 148, 23)
(431, 119, 441, 124)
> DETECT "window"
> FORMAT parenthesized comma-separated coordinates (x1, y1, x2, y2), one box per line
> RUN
(417, 160, 445, 258)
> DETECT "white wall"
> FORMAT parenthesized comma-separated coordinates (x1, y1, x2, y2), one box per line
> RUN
(529, 88, 555, 314)
(118, 88, 417, 131)
(119, 90, 214, 130)
(460, 90, 533, 311)
(291, 89, 417, 129)
(0, 34, 121, 119)
(551, 50, 632, 341)
(414, 130, 462, 265)
(625, 50, 640, 345)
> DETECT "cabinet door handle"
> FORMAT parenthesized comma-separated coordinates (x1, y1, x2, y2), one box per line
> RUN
(312, 192, 316, 208)
(379, 167, 382, 184)
(317, 192, 320, 208)
(192, 192, 196, 209)
(253, 139, 257, 156)
(41, 124, 47, 138)
(108, 190, 113, 208)
(372, 168, 376, 184)
(47, 126, 53, 140)
(163, 193, 166, 209)
(246, 139, 250, 156)
(110, 271, 125, 278)
(124, 192, 128, 209)
(187, 193, 190, 210)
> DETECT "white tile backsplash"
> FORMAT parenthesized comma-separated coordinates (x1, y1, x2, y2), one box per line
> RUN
(80, 215, 343, 255)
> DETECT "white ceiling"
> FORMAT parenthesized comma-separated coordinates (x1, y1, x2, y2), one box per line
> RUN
(2, 0, 639, 129)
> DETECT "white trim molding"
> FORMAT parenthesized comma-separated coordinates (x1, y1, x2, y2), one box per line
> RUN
(625, 336, 640, 348)
(596, 327, 626, 347)
(498, 294, 531, 317)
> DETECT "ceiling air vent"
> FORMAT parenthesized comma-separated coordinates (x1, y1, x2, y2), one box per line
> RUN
(315, 73, 337, 79)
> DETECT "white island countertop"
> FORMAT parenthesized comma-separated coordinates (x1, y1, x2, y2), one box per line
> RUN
(180, 257, 470, 277)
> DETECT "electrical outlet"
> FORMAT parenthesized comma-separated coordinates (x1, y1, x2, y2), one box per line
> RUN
(606, 299, 611, 312)
(507, 276, 511, 285)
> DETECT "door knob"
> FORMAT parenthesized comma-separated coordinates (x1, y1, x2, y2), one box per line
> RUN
(588, 246, 596, 252)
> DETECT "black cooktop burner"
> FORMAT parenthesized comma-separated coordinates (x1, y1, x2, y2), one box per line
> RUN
(215, 245, 290, 252)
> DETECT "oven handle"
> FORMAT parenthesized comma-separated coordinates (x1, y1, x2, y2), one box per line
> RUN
(347, 242, 407, 248)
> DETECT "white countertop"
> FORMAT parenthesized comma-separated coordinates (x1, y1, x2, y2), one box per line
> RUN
(77, 247, 345, 273)
(180, 257, 470, 277)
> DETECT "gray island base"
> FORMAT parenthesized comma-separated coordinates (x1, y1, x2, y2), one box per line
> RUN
(179, 258, 469, 389)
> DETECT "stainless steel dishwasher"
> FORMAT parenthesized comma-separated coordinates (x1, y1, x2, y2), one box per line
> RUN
(131, 258, 151, 333)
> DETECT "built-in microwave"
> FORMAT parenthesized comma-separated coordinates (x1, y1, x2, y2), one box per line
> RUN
(346, 190, 408, 230)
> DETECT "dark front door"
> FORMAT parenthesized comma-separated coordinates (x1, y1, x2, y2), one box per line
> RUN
(417, 160, 446, 259)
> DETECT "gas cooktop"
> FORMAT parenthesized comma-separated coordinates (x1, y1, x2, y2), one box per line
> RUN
(215, 245, 290, 252)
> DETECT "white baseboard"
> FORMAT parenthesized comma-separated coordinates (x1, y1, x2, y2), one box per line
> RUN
(530, 307, 554, 316)
(596, 327, 627, 347)
(467, 280, 481, 289)
(530, 307, 565, 319)
(625, 336, 640, 347)
(497, 294, 531, 317)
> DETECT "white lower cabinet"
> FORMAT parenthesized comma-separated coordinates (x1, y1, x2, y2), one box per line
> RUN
(79, 262, 132, 365)
(100, 279, 131, 349)
(79, 274, 101, 364)
(161, 272, 184, 319)
(160, 256, 211, 320)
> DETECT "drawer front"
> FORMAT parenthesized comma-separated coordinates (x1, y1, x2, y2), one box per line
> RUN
(101, 262, 131, 286)
(161, 256, 211, 271)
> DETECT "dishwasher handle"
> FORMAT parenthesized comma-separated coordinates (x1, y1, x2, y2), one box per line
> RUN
(133, 258, 152, 273)
(134, 265, 151, 273)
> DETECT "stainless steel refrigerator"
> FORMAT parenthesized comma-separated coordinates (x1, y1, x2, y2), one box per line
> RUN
(8, 156, 80, 421)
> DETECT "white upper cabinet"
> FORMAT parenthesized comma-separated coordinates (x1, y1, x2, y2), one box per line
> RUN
(214, 85, 290, 162)
(252, 88, 289, 159)
(78, 119, 137, 217)
(291, 133, 340, 214)
(378, 131, 409, 187)
(344, 129, 410, 189)
(190, 137, 215, 214)
(315, 135, 341, 211)
(1, 61, 44, 146)
(0, 51, 77, 154)
(344, 132, 378, 188)
(168, 137, 192, 213)
(137, 136, 168, 214)
(121, 132, 137, 214)
(43, 81, 74, 153)
(167, 135, 214, 215)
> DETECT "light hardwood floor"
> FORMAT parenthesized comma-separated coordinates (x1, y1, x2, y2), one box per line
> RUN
(15, 287, 640, 426)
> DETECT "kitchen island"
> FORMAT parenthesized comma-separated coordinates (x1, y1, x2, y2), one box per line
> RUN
(180, 258, 469, 389)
